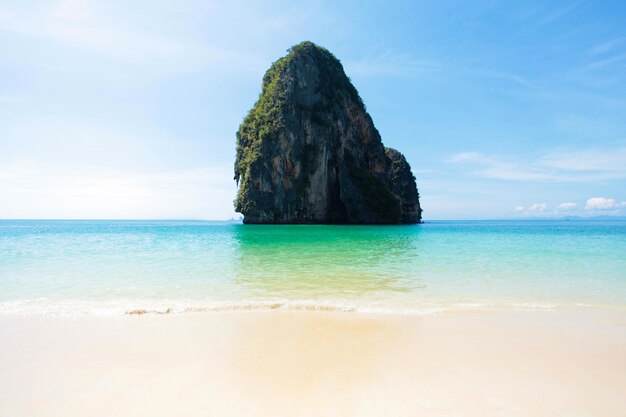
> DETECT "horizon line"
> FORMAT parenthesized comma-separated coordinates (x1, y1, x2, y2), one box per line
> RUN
(1, 217, 625, 222)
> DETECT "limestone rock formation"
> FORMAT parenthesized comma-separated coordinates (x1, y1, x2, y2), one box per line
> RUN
(234, 41, 422, 224)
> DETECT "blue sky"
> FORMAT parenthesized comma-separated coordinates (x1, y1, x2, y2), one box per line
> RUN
(1, 0, 625, 219)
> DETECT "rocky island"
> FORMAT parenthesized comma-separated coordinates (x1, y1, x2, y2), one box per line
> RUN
(234, 41, 422, 224)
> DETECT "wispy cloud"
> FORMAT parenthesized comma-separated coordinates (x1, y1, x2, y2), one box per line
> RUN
(344, 51, 534, 91)
(0, 161, 237, 219)
(0, 95, 25, 103)
(0, 0, 246, 72)
(539, 148, 626, 173)
(448, 147, 626, 182)
(538, 2, 580, 24)
(588, 37, 626, 56)
(447, 152, 556, 181)
(581, 53, 626, 72)
(345, 52, 441, 78)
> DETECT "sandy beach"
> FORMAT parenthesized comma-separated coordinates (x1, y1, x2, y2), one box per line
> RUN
(1, 309, 625, 417)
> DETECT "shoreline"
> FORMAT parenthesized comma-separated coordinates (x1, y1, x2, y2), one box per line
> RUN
(2, 298, 626, 317)
(2, 308, 625, 416)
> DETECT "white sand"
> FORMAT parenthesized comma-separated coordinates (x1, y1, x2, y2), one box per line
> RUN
(1, 309, 625, 417)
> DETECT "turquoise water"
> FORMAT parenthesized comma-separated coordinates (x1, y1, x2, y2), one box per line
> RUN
(1, 220, 625, 315)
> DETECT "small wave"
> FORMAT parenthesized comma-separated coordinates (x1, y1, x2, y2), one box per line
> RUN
(173, 300, 358, 314)
(121, 301, 450, 316)
(126, 308, 173, 315)
(0, 298, 612, 317)
(510, 302, 558, 310)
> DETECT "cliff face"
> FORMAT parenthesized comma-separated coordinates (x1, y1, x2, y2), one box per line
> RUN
(234, 41, 422, 224)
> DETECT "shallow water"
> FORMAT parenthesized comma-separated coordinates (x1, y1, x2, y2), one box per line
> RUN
(1, 220, 625, 315)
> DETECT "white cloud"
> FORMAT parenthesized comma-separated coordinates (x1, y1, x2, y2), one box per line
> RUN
(511, 203, 555, 217)
(528, 203, 548, 212)
(585, 197, 626, 210)
(558, 202, 577, 210)
(446, 152, 492, 164)
(513, 198, 626, 218)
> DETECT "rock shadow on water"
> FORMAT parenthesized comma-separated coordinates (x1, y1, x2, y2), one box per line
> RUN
(230, 224, 427, 302)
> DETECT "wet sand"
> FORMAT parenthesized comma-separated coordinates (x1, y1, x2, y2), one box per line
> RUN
(1, 309, 625, 417)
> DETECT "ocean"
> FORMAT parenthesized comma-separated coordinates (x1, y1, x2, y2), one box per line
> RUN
(1, 220, 625, 315)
